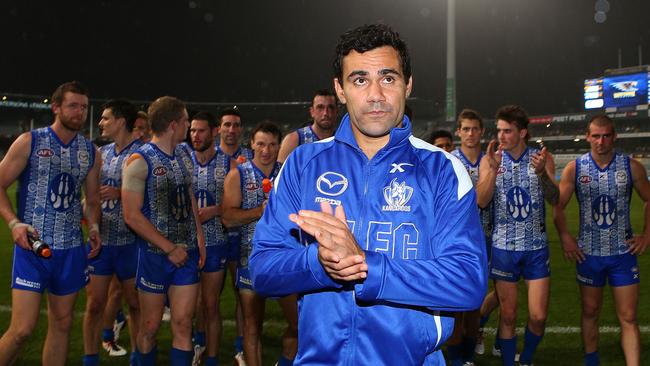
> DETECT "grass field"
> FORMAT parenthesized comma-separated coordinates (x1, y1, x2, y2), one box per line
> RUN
(0, 184, 648, 365)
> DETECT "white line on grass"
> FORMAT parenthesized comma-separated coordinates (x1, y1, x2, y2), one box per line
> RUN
(0, 304, 648, 333)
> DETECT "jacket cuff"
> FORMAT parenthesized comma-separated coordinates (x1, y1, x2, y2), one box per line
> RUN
(354, 250, 383, 300)
(307, 244, 341, 288)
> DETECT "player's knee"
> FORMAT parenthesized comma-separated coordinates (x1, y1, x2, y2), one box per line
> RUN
(85, 296, 107, 316)
(500, 311, 517, 327)
(7, 323, 36, 346)
(171, 315, 193, 335)
(581, 302, 600, 318)
(50, 313, 74, 334)
(528, 314, 547, 331)
(139, 318, 161, 338)
(616, 309, 637, 326)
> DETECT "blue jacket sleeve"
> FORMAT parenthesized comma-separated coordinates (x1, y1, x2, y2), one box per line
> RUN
(249, 153, 342, 297)
(354, 161, 488, 311)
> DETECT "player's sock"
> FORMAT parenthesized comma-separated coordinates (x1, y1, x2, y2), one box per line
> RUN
(102, 328, 115, 342)
(136, 346, 157, 366)
(130, 351, 138, 366)
(205, 356, 219, 366)
(519, 326, 543, 364)
(234, 335, 244, 353)
(170, 347, 193, 366)
(462, 336, 477, 362)
(82, 354, 99, 366)
(446, 343, 464, 366)
(194, 331, 206, 347)
(584, 351, 600, 366)
(498, 336, 517, 366)
(116, 309, 126, 323)
(479, 314, 490, 328)
(277, 355, 294, 366)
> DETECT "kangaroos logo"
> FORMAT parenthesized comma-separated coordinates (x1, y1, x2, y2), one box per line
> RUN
(382, 178, 413, 212)
(506, 186, 531, 221)
(48, 173, 76, 211)
(170, 185, 190, 222)
(579, 175, 592, 184)
(153, 166, 167, 176)
(36, 148, 54, 158)
(592, 194, 616, 229)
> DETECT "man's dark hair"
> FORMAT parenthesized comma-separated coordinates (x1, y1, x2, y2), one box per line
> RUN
(312, 89, 336, 105)
(192, 110, 218, 129)
(219, 107, 241, 125)
(495, 104, 530, 140)
(457, 109, 483, 129)
(427, 129, 453, 144)
(102, 99, 138, 132)
(333, 24, 411, 85)
(147, 96, 186, 135)
(51, 81, 88, 105)
(251, 120, 283, 145)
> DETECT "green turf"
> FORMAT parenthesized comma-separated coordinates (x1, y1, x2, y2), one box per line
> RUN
(0, 184, 648, 365)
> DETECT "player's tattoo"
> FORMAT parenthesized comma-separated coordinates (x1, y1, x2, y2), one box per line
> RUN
(539, 172, 559, 205)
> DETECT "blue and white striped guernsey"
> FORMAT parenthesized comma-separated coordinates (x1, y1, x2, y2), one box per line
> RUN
(297, 125, 318, 146)
(191, 149, 230, 247)
(575, 152, 633, 256)
(451, 149, 493, 237)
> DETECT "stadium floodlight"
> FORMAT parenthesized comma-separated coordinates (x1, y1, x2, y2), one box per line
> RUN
(574, 138, 581, 142)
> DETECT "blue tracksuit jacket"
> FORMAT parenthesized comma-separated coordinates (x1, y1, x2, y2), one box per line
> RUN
(250, 114, 488, 365)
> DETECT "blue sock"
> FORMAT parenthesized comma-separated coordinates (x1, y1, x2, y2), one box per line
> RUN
(205, 356, 219, 366)
(277, 355, 294, 366)
(498, 336, 517, 366)
(130, 351, 138, 366)
(82, 354, 99, 366)
(102, 328, 114, 342)
(479, 314, 490, 328)
(446, 344, 463, 366)
(462, 336, 477, 362)
(136, 346, 157, 366)
(519, 326, 543, 364)
(116, 309, 126, 323)
(234, 335, 244, 353)
(584, 351, 600, 366)
(170, 347, 193, 366)
(194, 331, 206, 347)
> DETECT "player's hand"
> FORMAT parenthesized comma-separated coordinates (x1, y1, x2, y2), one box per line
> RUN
(198, 205, 221, 223)
(100, 185, 120, 201)
(559, 232, 585, 263)
(627, 235, 650, 255)
(11, 222, 36, 250)
(485, 140, 502, 171)
(87, 226, 102, 259)
(197, 242, 206, 270)
(531, 147, 548, 176)
(167, 244, 188, 267)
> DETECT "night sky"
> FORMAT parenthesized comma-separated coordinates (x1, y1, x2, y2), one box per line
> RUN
(2, 0, 649, 118)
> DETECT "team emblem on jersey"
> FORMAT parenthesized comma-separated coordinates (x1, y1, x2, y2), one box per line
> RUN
(36, 148, 54, 158)
(153, 166, 168, 176)
(389, 162, 414, 173)
(592, 194, 616, 229)
(48, 173, 76, 211)
(506, 186, 531, 221)
(579, 175, 592, 184)
(170, 185, 190, 221)
(101, 178, 119, 212)
(615, 171, 627, 184)
(382, 178, 413, 212)
(195, 189, 215, 209)
(78, 151, 89, 164)
(316, 172, 348, 196)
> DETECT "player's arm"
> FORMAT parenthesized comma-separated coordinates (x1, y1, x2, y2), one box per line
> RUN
(221, 168, 264, 228)
(534, 148, 559, 205)
(121, 154, 188, 266)
(83, 146, 102, 258)
(189, 185, 206, 269)
(0, 132, 33, 250)
(198, 158, 237, 223)
(277, 131, 299, 163)
(627, 159, 650, 255)
(476, 140, 500, 208)
(552, 161, 584, 262)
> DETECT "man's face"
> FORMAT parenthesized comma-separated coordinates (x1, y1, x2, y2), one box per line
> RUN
(98, 108, 123, 139)
(433, 137, 454, 152)
(133, 117, 151, 142)
(218, 114, 242, 147)
(309, 95, 337, 130)
(587, 123, 616, 156)
(456, 119, 483, 149)
(334, 46, 412, 139)
(53, 92, 88, 132)
(496, 119, 526, 151)
(190, 119, 215, 152)
(173, 109, 190, 144)
(251, 131, 280, 166)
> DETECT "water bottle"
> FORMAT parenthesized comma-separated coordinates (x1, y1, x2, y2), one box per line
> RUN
(28, 232, 51, 259)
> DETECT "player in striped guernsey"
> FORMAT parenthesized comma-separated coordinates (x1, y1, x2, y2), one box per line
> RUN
(189, 111, 237, 366)
(122, 96, 206, 366)
(0, 81, 102, 365)
(223, 122, 297, 366)
(554, 114, 650, 366)
(477, 105, 559, 366)
(277, 89, 338, 163)
(82, 99, 143, 365)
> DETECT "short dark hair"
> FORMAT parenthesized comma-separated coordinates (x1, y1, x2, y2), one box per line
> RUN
(219, 107, 241, 125)
(457, 109, 483, 129)
(250, 120, 283, 145)
(588, 114, 615, 134)
(147, 96, 186, 135)
(192, 110, 218, 129)
(312, 89, 336, 106)
(333, 24, 411, 85)
(495, 105, 530, 140)
(427, 129, 453, 145)
(51, 81, 88, 105)
(102, 99, 138, 132)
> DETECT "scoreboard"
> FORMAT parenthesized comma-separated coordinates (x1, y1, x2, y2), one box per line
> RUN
(584, 67, 650, 110)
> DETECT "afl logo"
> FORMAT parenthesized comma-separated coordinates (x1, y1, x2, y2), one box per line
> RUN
(316, 172, 348, 196)
(579, 175, 592, 184)
(153, 166, 167, 176)
(245, 182, 260, 191)
(37, 148, 54, 158)
(497, 166, 506, 175)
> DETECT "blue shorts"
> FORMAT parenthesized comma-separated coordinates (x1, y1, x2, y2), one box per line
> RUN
(88, 244, 137, 281)
(202, 245, 227, 273)
(576, 253, 640, 287)
(135, 247, 200, 294)
(489, 247, 550, 282)
(236, 265, 253, 291)
(12, 244, 88, 296)
(226, 230, 241, 262)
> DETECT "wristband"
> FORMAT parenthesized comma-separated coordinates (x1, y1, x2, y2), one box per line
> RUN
(8, 218, 20, 230)
(89, 223, 100, 233)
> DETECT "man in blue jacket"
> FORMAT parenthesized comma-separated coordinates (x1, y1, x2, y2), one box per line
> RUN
(250, 24, 487, 365)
